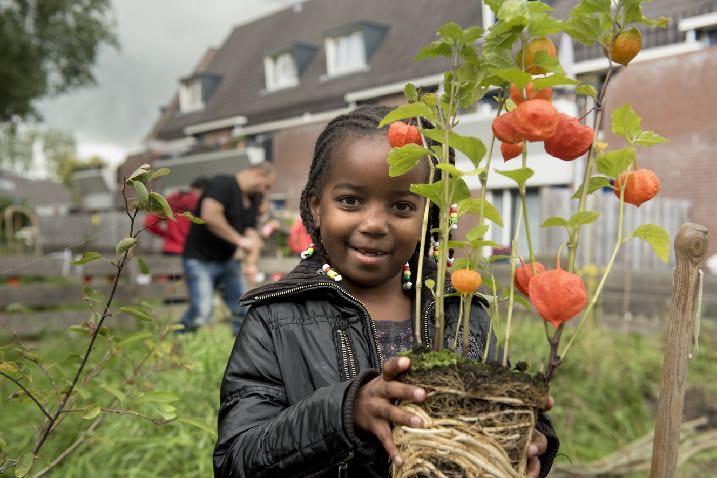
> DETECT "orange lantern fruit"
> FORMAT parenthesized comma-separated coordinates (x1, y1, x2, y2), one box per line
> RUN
(516, 38, 557, 74)
(451, 269, 482, 294)
(492, 111, 524, 144)
(544, 113, 594, 161)
(512, 99, 559, 142)
(529, 265, 587, 328)
(501, 141, 524, 162)
(388, 121, 423, 148)
(510, 82, 553, 104)
(607, 28, 642, 66)
(613, 169, 660, 207)
(514, 260, 546, 297)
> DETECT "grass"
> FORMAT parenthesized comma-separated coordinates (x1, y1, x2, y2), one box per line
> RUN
(1, 315, 716, 477)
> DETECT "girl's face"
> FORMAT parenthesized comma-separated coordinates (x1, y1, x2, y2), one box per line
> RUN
(310, 136, 426, 290)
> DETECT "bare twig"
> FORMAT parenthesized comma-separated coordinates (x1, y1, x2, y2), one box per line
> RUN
(0, 371, 52, 420)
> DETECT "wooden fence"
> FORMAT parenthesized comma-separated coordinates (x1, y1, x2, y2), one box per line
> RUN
(540, 188, 690, 269)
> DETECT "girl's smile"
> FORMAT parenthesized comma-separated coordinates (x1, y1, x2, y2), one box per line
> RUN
(309, 137, 427, 291)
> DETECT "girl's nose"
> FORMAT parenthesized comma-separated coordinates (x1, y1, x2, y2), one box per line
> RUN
(358, 207, 389, 236)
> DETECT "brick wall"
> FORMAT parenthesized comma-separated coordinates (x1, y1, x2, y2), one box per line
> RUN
(603, 47, 717, 258)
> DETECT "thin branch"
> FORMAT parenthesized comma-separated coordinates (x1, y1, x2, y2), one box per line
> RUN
(0, 371, 52, 420)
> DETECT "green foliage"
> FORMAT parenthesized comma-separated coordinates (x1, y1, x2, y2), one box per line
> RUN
(572, 176, 612, 199)
(596, 147, 636, 178)
(628, 224, 670, 263)
(496, 167, 534, 186)
(457, 198, 503, 227)
(70, 252, 103, 266)
(0, 0, 118, 122)
(403, 348, 468, 371)
(115, 237, 137, 256)
(410, 178, 470, 208)
(420, 129, 486, 168)
(377, 103, 435, 128)
(387, 144, 432, 177)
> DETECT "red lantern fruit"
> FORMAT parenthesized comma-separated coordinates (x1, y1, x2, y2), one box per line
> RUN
(544, 113, 594, 161)
(510, 82, 553, 104)
(613, 169, 661, 207)
(388, 121, 422, 148)
(492, 111, 524, 144)
(529, 265, 587, 328)
(514, 260, 546, 297)
(501, 141, 524, 162)
(512, 99, 559, 142)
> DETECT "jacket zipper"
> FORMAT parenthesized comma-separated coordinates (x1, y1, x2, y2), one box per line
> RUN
(254, 283, 384, 372)
(337, 329, 358, 380)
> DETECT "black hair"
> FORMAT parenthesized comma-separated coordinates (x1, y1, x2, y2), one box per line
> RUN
(190, 176, 209, 190)
(299, 104, 454, 278)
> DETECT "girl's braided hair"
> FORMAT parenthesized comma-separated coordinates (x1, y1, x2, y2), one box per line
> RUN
(298, 104, 455, 274)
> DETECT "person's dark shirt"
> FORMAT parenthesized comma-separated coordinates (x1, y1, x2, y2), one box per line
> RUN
(183, 175, 260, 261)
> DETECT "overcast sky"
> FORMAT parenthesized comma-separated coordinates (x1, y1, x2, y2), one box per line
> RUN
(36, 0, 294, 166)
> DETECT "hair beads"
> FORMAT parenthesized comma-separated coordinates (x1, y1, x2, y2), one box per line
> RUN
(449, 204, 459, 230)
(300, 243, 315, 259)
(402, 263, 413, 290)
(321, 263, 342, 282)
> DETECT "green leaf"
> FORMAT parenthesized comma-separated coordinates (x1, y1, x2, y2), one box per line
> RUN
(182, 211, 204, 224)
(420, 129, 486, 168)
(541, 216, 570, 229)
(629, 224, 670, 263)
(148, 168, 170, 181)
(403, 83, 418, 102)
(115, 237, 137, 255)
(68, 324, 90, 335)
(138, 391, 180, 403)
(100, 383, 126, 403)
(148, 192, 174, 219)
(570, 211, 600, 227)
(447, 240, 469, 249)
(634, 130, 668, 147)
(157, 403, 177, 420)
(71, 252, 103, 266)
(457, 198, 503, 227)
(596, 147, 636, 178)
(14, 452, 33, 478)
(491, 68, 532, 89)
(496, 167, 534, 186)
(378, 102, 434, 127)
(0, 362, 18, 373)
(611, 104, 642, 142)
(437, 22, 464, 44)
(572, 176, 612, 199)
(130, 180, 149, 205)
(531, 50, 564, 74)
(435, 163, 483, 178)
(126, 163, 150, 183)
(576, 84, 598, 98)
(423, 279, 436, 290)
(415, 39, 453, 61)
(466, 224, 490, 241)
(527, 12, 562, 37)
(410, 178, 470, 208)
(177, 418, 218, 438)
(532, 74, 579, 90)
(117, 331, 153, 348)
(136, 256, 150, 275)
(387, 144, 431, 177)
(513, 294, 532, 309)
(120, 306, 153, 322)
(463, 26, 484, 43)
(82, 405, 102, 420)
(82, 286, 106, 303)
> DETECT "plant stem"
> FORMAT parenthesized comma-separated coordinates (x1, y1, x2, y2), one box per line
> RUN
(0, 371, 52, 420)
(519, 147, 538, 275)
(413, 137, 435, 345)
(559, 170, 629, 361)
(502, 201, 524, 366)
(477, 97, 505, 227)
(483, 270, 500, 363)
(453, 297, 464, 349)
(567, 63, 615, 273)
(461, 294, 473, 358)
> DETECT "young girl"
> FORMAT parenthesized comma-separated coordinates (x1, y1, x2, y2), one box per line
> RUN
(213, 106, 558, 478)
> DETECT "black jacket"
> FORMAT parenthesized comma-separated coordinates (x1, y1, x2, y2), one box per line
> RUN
(214, 255, 558, 477)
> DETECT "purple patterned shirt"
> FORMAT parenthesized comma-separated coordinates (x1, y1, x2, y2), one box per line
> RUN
(374, 319, 414, 362)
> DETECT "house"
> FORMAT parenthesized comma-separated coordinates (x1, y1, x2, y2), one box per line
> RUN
(0, 171, 71, 216)
(128, 0, 717, 259)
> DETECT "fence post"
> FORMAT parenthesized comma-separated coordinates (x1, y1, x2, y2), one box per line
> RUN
(650, 223, 709, 478)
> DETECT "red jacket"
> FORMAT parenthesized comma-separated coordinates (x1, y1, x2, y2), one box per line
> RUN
(143, 190, 199, 255)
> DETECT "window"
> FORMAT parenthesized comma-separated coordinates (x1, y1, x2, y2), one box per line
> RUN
(325, 30, 366, 76)
(179, 79, 204, 113)
(264, 51, 298, 91)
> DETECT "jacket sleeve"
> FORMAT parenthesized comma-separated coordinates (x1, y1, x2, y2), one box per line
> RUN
(213, 306, 379, 478)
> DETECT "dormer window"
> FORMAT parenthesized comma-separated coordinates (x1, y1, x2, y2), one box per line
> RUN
(178, 73, 220, 114)
(323, 22, 387, 79)
(264, 51, 299, 91)
(179, 79, 204, 113)
(325, 31, 366, 76)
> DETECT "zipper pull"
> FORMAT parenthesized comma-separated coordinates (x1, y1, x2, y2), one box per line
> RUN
(337, 462, 348, 478)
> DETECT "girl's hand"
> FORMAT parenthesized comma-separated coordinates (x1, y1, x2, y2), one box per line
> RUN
(353, 356, 426, 467)
(526, 395, 554, 478)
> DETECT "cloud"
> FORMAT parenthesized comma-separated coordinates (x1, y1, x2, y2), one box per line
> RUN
(36, 0, 294, 165)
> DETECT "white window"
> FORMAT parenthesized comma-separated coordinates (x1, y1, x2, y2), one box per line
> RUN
(325, 30, 366, 77)
(179, 79, 204, 113)
(264, 52, 298, 91)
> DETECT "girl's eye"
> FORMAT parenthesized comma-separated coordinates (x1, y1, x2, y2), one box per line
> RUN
(337, 196, 362, 208)
(393, 202, 417, 214)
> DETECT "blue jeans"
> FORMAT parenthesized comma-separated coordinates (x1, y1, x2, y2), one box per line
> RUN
(179, 258, 247, 334)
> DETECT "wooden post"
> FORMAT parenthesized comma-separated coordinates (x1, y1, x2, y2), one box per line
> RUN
(650, 223, 709, 478)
